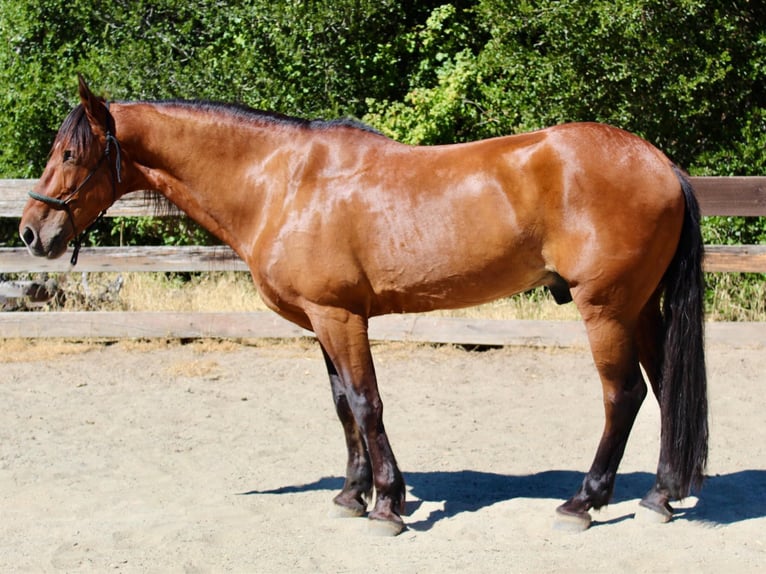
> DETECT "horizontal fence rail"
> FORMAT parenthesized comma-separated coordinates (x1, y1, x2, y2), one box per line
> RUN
(1, 177, 766, 217)
(0, 180, 156, 217)
(0, 245, 249, 273)
(0, 311, 763, 348)
(691, 177, 766, 216)
(0, 244, 763, 274)
(2, 178, 765, 273)
(1, 177, 764, 344)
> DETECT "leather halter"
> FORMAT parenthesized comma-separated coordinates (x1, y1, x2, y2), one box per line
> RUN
(28, 103, 122, 266)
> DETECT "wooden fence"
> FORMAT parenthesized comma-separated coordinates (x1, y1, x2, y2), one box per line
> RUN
(1, 177, 764, 344)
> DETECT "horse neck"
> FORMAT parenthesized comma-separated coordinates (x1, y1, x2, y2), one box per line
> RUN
(112, 102, 289, 261)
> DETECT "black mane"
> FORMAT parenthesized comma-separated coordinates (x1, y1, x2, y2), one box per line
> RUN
(51, 98, 385, 218)
(152, 99, 385, 136)
(54, 100, 384, 159)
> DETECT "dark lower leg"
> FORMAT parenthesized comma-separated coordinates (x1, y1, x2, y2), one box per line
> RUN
(314, 311, 406, 531)
(635, 297, 678, 518)
(334, 395, 373, 513)
(323, 347, 372, 514)
(558, 394, 643, 518)
(347, 394, 406, 525)
(559, 316, 647, 519)
(639, 454, 684, 518)
(639, 482, 674, 519)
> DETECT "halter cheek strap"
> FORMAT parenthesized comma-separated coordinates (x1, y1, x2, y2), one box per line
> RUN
(28, 102, 122, 266)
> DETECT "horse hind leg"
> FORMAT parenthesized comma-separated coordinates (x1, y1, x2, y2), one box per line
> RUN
(634, 292, 679, 523)
(321, 345, 373, 517)
(636, 290, 664, 401)
(555, 304, 647, 531)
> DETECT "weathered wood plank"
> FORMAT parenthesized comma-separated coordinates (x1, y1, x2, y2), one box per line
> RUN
(703, 245, 766, 273)
(3, 177, 766, 217)
(2, 245, 764, 273)
(0, 246, 247, 272)
(0, 181, 165, 218)
(370, 315, 589, 347)
(0, 311, 303, 339)
(0, 311, 584, 344)
(0, 312, 593, 346)
(701, 322, 766, 349)
(0, 311, 762, 348)
(693, 177, 766, 216)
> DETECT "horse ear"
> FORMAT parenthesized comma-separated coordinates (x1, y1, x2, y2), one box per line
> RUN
(77, 74, 107, 137)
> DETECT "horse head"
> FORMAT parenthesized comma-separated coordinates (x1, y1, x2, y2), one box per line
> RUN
(20, 76, 124, 264)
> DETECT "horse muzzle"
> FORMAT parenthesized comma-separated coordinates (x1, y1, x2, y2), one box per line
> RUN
(19, 213, 72, 260)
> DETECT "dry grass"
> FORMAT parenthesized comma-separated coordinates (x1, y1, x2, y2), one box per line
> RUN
(52, 271, 581, 320)
(29, 270, 766, 321)
(54, 272, 268, 312)
(424, 293, 581, 321)
(705, 273, 766, 322)
(1, 270, 760, 362)
(118, 272, 267, 312)
(0, 329, 317, 363)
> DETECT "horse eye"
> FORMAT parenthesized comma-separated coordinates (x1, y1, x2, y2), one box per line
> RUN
(62, 149, 74, 163)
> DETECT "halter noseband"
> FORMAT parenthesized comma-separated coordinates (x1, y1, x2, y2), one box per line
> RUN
(28, 103, 122, 266)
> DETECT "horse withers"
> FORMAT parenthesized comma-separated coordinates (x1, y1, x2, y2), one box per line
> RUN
(20, 77, 708, 535)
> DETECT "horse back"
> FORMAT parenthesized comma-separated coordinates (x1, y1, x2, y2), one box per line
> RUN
(254, 123, 683, 318)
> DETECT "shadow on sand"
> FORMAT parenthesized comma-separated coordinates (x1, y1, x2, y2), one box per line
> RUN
(243, 468, 766, 531)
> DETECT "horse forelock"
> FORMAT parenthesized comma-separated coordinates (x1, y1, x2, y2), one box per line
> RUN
(52, 104, 95, 159)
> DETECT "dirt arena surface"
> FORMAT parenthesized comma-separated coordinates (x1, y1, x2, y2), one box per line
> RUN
(1, 336, 764, 573)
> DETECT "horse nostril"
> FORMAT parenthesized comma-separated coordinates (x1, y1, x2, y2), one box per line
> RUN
(21, 226, 37, 247)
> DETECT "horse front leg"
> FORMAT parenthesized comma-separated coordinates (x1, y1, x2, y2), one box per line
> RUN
(321, 345, 373, 517)
(556, 313, 647, 531)
(311, 307, 406, 535)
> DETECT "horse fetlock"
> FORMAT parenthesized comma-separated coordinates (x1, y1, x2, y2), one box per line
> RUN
(577, 474, 615, 511)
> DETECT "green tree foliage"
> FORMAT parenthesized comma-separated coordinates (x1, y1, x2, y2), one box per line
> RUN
(364, 4, 486, 144)
(364, 1, 766, 168)
(467, 0, 766, 250)
(474, 0, 766, 169)
(0, 0, 763, 252)
(0, 0, 425, 177)
(0, 0, 433, 244)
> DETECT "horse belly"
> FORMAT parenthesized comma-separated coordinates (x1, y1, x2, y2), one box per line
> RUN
(365, 232, 548, 315)
(357, 174, 549, 314)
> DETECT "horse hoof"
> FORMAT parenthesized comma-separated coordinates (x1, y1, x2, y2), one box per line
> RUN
(329, 501, 366, 518)
(367, 517, 406, 537)
(553, 509, 592, 532)
(635, 501, 673, 524)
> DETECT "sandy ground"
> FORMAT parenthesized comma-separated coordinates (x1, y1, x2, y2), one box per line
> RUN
(1, 336, 764, 573)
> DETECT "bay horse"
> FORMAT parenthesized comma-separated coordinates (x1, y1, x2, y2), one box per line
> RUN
(20, 77, 708, 535)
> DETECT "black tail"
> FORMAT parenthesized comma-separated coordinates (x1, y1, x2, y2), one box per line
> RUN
(660, 166, 709, 498)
